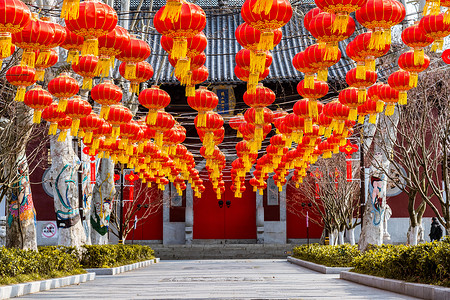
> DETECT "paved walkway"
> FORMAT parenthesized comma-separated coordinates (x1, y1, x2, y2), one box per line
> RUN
(19, 259, 417, 299)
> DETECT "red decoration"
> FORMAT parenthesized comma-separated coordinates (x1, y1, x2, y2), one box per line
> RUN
(345, 67, 377, 105)
(235, 23, 282, 52)
(187, 86, 219, 127)
(401, 24, 434, 65)
(147, 110, 176, 148)
(97, 25, 131, 77)
(65, 95, 92, 136)
(119, 61, 154, 94)
(34, 48, 58, 81)
(48, 72, 80, 112)
(57, 116, 73, 142)
(443, 49, 450, 64)
(182, 65, 209, 97)
(296, 78, 329, 118)
(138, 85, 171, 125)
(5, 64, 36, 102)
(116, 36, 151, 80)
(304, 44, 341, 81)
(0, 43, 14, 69)
(71, 54, 98, 90)
(23, 85, 53, 123)
(419, 13, 450, 52)
(379, 83, 399, 116)
(60, 27, 84, 64)
(388, 70, 412, 105)
(315, 0, 365, 34)
(397, 50, 430, 88)
(80, 112, 103, 144)
(0, 0, 31, 58)
(106, 104, 133, 140)
(90, 80, 123, 119)
(42, 102, 66, 136)
(65, 0, 118, 56)
(292, 51, 319, 89)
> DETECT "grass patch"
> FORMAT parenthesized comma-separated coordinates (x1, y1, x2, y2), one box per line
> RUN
(0, 269, 86, 286)
(292, 244, 360, 267)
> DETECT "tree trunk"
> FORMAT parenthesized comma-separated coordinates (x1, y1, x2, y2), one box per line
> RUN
(329, 231, 335, 246)
(407, 224, 420, 246)
(81, 142, 93, 245)
(91, 158, 115, 244)
(359, 112, 399, 251)
(348, 228, 356, 245)
(49, 134, 86, 247)
(338, 230, 345, 245)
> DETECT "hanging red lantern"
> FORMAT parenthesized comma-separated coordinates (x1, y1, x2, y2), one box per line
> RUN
(304, 44, 341, 81)
(241, 0, 292, 51)
(244, 107, 273, 125)
(296, 78, 329, 117)
(116, 36, 151, 80)
(234, 65, 270, 87)
(65, 95, 92, 136)
(182, 65, 209, 97)
(34, 48, 58, 81)
(235, 22, 282, 52)
(229, 113, 246, 137)
(318, 112, 333, 137)
(12, 14, 55, 68)
(147, 110, 176, 148)
(138, 85, 171, 125)
(338, 87, 361, 121)
(161, 31, 208, 58)
(235, 48, 273, 74)
(345, 67, 377, 104)
(90, 120, 112, 151)
(304, 7, 323, 33)
(71, 54, 98, 90)
(97, 25, 131, 77)
(388, 70, 411, 106)
(292, 51, 319, 89)
(42, 102, 66, 136)
(443, 49, 450, 64)
(315, 0, 365, 34)
(0, 0, 31, 58)
(379, 83, 399, 116)
(0, 43, 14, 69)
(5, 64, 36, 102)
(398, 50, 430, 88)
(243, 84, 275, 124)
(119, 61, 154, 94)
(154, 2, 206, 60)
(169, 52, 206, 83)
(47, 72, 80, 112)
(401, 23, 434, 65)
(419, 13, 450, 52)
(367, 83, 386, 112)
(194, 112, 223, 155)
(359, 98, 378, 124)
(65, 0, 117, 57)
(309, 12, 355, 60)
(79, 112, 103, 144)
(106, 104, 133, 140)
(60, 27, 83, 64)
(293, 99, 314, 133)
(36, 18, 66, 64)
(23, 85, 52, 123)
(355, 0, 405, 50)
(330, 101, 350, 134)
(187, 86, 219, 127)
(90, 80, 123, 119)
(120, 120, 141, 153)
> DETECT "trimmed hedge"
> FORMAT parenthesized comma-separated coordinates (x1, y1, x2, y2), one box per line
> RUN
(80, 244, 154, 268)
(352, 238, 450, 287)
(292, 244, 360, 267)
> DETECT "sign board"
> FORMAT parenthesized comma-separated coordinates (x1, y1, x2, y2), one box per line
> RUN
(41, 221, 58, 239)
(212, 85, 236, 116)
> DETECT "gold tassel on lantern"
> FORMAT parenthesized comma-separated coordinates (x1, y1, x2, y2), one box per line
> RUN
(431, 39, 444, 52)
(324, 127, 332, 138)
(57, 130, 68, 142)
(67, 50, 79, 64)
(369, 30, 385, 50)
(376, 100, 385, 113)
(358, 115, 365, 124)
(186, 85, 195, 97)
(95, 56, 113, 77)
(255, 108, 264, 125)
(304, 118, 313, 133)
(0, 33, 12, 58)
(309, 100, 319, 118)
(365, 58, 376, 71)
(358, 89, 367, 104)
(112, 126, 120, 139)
(48, 123, 58, 135)
(356, 62, 366, 80)
(255, 126, 264, 142)
(154, 132, 163, 148)
(21, 50, 35, 68)
(197, 112, 206, 128)
(385, 103, 395, 116)
(248, 72, 259, 87)
(332, 13, 349, 34)
(35, 69, 45, 81)
(413, 49, 425, 65)
(14, 87, 26, 102)
(82, 77, 93, 90)
(317, 68, 328, 81)
(124, 62, 137, 80)
(84, 131, 93, 144)
(348, 108, 358, 121)
(147, 110, 158, 125)
(33, 110, 42, 124)
(71, 119, 81, 136)
(305, 74, 314, 89)
(323, 150, 332, 159)
(57, 99, 68, 112)
(250, 51, 266, 74)
(61, 0, 80, 20)
(160, 0, 182, 22)
(36, 50, 51, 66)
(384, 28, 392, 46)
(258, 31, 275, 51)
(423, 0, 441, 15)
(171, 38, 188, 60)
(318, 126, 325, 136)
(175, 58, 190, 80)
(398, 91, 408, 105)
(81, 38, 99, 57)
(100, 105, 110, 119)
(130, 83, 140, 95)
(325, 43, 339, 60)
(369, 114, 377, 124)
(252, 0, 273, 14)
(337, 121, 345, 134)
(444, 9, 450, 24)
(409, 72, 418, 88)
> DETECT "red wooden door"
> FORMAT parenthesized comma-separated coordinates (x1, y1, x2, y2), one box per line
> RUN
(193, 169, 256, 240)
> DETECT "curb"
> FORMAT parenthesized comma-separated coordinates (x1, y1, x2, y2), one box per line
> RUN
(85, 258, 160, 276)
(341, 271, 450, 300)
(0, 272, 95, 300)
(287, 256, 352, 274)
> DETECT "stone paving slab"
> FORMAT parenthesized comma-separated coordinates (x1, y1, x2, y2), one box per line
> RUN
(16, 259, 419, 299)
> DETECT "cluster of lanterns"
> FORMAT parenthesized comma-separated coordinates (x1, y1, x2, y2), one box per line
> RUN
(1, 0, 449, 199)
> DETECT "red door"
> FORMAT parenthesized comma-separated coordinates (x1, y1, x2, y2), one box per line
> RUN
(193, 169, 256, 240)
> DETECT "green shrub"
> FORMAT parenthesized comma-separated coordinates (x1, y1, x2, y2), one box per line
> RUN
(292, 244, 360, 267)
(80, 244, 154, 268)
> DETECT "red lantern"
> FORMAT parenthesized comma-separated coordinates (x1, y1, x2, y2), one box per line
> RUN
(0, 0, 31, 58)
(148, 110, 176, 148)
(187, 86, 219, 127)
(292, 51, 319, 89)
(304, 44, 341, 81)
(97, 25, 131, 77)
(244, 107, 273, 125)
(367, 83, 386, 112)
(36, 18, 66, 65)
(293, 99, 314, 133)
(65, 95, 92, 136)
(243, 84, 275, 124)
(56, 116, 72, 142)
(235, 48, 273, 74)
(315, 0, 365, 34)
(65, 0, 117, 57)
(234, 65, 270, 84)
(443, 49, 450, 64)
(296, 78, 329, 117)
(42, 102, 66, 135)
(5, 64, 36, 102)
(304, 7, 323, 33)
(106, 104, 133, 140)
(309, 12, 355, 60)
(241, 0, 292, 51)
(359, 98, 379, 124)
(169, 52, 206, 82)
(154, 2, 206, 60)
(379, 83, 399, 116)
(80, 112, 103, 144)
(48, 72, 80, 112)
(24, 85, 52, 123)
(120, 120, 141, 153)
(90, 120, 112, 150)
(318, 112, 333, 137)
(388, 70, 411, 105)
(338, 87, 361, 121)
(182, 65, 209, 97)
(229, 113, 245, 137)
(401, 23, 434, 65)
(355, 0, 405, 50)
(12, 14, 55, 68)
(194, 112, 223, 156)
(116, 36, 151, 80)
(235, 22, 282, 52)
(138, 86, 171, 125)
(329, 101, 350, 134)
(419, 13, 450, 52)
(398, 50, 430, 87)
(345, 68, 377, 104)
(60, 27, 84, 64)
(161, 31, 208, 58)
(90, 80, 123, 119)
(34, 48, 58, 81)
(119, 61, 154, 94)
(72, 55, 98, 90)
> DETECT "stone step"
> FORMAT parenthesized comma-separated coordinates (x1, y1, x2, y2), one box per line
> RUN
(145, 244, 295, 260)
